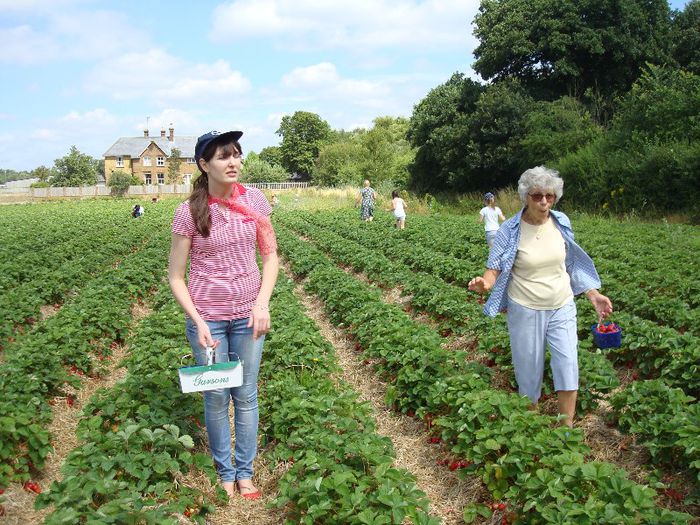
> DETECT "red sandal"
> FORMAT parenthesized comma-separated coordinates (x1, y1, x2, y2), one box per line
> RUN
(235, 481, 261, 500)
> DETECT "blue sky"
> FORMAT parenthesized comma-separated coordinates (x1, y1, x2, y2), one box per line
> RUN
(0, 0, 690, 171)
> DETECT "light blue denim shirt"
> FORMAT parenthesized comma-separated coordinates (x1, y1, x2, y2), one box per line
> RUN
(483, 209, 601, 317)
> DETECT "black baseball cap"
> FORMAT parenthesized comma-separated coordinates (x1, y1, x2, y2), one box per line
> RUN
(194, 130, 243, 163)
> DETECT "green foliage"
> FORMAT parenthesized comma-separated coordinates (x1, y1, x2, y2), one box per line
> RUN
(671, 0, 700, 74)
(0, 168, 33, 184)
(557, 66, 700, 214)
(31, 165, 51, 183)
(276, 111, 332, 178)
(240, 155, 288, 183)
(314, 139, 365, 186)
(520, 97, 602, 167)
(258, 145, 283, 167)
(167, 148, 182, 184)
(406, 73, 484, 192)
(315, 117, 414, 187)
(108, 170, 140, 196)
(50, 146, 98, 187)
(473, 0, 673, 117)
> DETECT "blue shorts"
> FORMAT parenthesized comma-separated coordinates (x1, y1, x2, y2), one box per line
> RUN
(485, 230, 497, 247)
(506, 298, 578, 403)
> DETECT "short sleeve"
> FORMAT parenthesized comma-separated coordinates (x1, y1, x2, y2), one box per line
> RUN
(172, 201, 196, 237)
(248, 188, 273, 217)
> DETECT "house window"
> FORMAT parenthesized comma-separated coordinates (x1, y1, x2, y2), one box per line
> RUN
(144, 173, 152, 185)
(143, 156, 151, 166)
(183, 173, 192, 185)
(187, 157, 195, 164)
(157, 173, 164, 184)
(116, 156, 123, 167)
(157, 156, 165, 166)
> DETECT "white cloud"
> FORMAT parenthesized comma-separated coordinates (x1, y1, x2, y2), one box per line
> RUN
(84, 49, 251, 104)
(0, 11, 149, 64)
(210, 0, 480, 51)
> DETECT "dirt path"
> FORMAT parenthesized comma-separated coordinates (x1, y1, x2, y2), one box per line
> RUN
(281, 260, 485, 524)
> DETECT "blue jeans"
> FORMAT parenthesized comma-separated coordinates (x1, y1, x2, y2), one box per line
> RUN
(185, 317, 264, 482)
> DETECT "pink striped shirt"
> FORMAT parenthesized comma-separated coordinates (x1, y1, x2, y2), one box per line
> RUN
(172, 185, 273, 321)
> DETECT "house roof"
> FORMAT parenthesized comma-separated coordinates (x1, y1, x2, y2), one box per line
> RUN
(103, 136, 197, 158)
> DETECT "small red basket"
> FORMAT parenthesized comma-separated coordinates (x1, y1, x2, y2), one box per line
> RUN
(591, 322, 622, 349)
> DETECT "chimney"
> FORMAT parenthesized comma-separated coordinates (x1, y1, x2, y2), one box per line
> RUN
(160, 128, 166, 137)
(143, 129, 149, 137)
(168, 124, 174, 142)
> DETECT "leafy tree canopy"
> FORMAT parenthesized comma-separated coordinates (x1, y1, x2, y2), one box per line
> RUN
(671, 0, 700, 74)
(167, 147, 182, 183)
(258, 146, 283, 167)
(50, 146, 98, 187)
(241, 154, 289, 183)
(473, 0, 672, 117)
(276, 111, 331, 178)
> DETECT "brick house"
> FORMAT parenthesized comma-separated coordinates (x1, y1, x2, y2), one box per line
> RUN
(103, 126, 197, 185)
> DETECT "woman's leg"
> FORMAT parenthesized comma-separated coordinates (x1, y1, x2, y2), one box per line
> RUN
(506, 300, 547, 404)
(185, 319, 236, 487)
(227, 318, 265, 490)
(546, 301, 579, 427)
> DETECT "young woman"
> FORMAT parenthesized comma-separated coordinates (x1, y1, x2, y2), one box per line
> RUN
(168, 130, 279, 500)
(468, 167, 612, 428)
(479, 192, 505, 248)
(391, 190, 407, 229)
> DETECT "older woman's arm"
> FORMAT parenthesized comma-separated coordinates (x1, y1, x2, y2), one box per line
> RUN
(468, 269, 500, 294)
(585, 288, 613, 321)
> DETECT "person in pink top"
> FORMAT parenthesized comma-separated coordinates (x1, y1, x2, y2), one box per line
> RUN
(168, 130, 279, 501)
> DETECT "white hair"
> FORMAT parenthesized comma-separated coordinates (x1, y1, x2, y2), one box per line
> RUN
(517, 166, 564, 205)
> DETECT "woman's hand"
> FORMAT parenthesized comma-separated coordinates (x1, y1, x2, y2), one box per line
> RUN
(468, 276, 490, 294)
(586, 289, 613, 322)
(248, 305, 271, 340)
(195, 321, 219, 350)
(468, 269, 500, 295)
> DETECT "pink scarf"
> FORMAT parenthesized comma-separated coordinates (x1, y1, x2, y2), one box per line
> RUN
(208, 183, 277, 256)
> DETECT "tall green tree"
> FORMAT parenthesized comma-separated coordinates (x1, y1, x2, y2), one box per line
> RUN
(258, 146, 283, 167)
(167, 148, 182, 183)
(357, 116, 414, 187)
(473, 0, 672, 120)
(31, 165, 51, 183)
(520, 97, 602, 168)
(314, 138, 365, 187)
(671, 0, 700, 74)
(406, 73, 484, 191)
(276, 111, 331, 178)
(50, 146, 98, 186)
(241, 152, 288, 183)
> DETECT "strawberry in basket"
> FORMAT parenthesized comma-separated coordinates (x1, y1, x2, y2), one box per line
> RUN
(591, 320, 622, 348)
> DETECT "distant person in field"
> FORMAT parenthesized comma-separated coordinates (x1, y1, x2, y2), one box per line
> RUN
(271, 194, 280, 207)
(357, 179, 378, 222)
(468, 166, 613, 428)
(479, 192, 505, 248)
(168, 130, 279, 501)
(131, 204, 144, 218)
(391, 190, 407, 229)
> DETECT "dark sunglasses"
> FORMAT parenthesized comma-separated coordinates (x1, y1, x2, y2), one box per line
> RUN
(529, 193, 556, 202)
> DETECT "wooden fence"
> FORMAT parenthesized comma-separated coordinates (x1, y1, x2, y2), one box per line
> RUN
(0, 182, 310, 201)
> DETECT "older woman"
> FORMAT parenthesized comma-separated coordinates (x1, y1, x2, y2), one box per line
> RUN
(468, 166, 612, 427)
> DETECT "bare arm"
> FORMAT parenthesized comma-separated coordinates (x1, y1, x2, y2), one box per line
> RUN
(499, 212, 506, 221)
(168, 233, 216, 349)
(248, 250, 280, 339)
(468, 269, 501, 294)
(478, 213, 484, 224)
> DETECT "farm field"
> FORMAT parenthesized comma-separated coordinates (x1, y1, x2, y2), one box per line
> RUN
(0, 197, 698, 524)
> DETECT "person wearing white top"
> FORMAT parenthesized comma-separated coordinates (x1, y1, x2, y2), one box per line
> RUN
(479, 192, 505, 247)
(391, 190, 407, 229)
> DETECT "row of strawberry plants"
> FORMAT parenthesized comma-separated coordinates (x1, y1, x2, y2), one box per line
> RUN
(38, 252, 437, 523)
(276, 229, 691, 523)
(273, 218, 619, 415)
(0, 201, 175, 349)
(0, 228, 169, 492)
(261, 272, 438, 524)
(36, 279, 220, 524)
